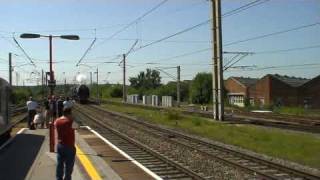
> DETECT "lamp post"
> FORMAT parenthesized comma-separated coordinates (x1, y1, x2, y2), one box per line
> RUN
(20, 33, 79, 96)
(94, 68, 99, 104)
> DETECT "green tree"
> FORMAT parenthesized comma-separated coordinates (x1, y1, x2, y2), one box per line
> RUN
(110, 85, 123, 98)
(154, 81, 190, 102)
(129, 68, 161, 89)
(191, 72, 212, 104)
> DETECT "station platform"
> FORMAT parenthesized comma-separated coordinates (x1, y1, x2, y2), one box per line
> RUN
(0, 127, 156, 180)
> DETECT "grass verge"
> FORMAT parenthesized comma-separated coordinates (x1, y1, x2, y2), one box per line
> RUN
(102, 103, 320, 169)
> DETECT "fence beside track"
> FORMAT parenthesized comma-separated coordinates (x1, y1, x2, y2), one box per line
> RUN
(78, 104, 320, 180)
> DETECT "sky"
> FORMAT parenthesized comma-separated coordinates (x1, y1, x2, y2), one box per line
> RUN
(0, 0, 319, 86)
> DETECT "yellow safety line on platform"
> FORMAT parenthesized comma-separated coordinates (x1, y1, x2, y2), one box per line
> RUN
(75, 145, 102, 180)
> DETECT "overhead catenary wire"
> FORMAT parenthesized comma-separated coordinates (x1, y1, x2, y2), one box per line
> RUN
(222, 0, 270, 18)
(224, 22, 320, 47)
(90, 0, 268, 58)
(130, 0, 271, 54)
(254, 44, 320, 54)
(76, 32, 97, 66)
(226, 63, 320, 72)
(94, 0, 169, 49)
(84, 41, 320, 74)
(155, 67, 177, 80)
(12, 36, 36, 67)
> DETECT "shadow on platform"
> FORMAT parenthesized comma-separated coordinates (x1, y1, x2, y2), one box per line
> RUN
(0, 133, 45, 180)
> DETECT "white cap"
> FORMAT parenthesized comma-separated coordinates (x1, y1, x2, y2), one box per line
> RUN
(63, 101, 73, 110)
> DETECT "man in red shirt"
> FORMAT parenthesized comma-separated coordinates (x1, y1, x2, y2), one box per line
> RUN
(54, 107, 75, 180)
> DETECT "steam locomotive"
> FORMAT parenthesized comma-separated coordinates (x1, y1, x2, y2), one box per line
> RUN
(71, 84, 90, 104)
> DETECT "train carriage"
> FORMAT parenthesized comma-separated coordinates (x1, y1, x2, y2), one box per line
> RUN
(0, 78, 11, 144)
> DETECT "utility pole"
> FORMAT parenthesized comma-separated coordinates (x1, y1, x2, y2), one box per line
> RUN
(16, 72, 19, 86)
(211, 0, 218, 120)
(49, 35, 55, 96)
(177, 66, 181, 107)
(122, 54, 127, 103)
(211, 0, 224, 121)
(90, 72, 93, 87)
(45, 72, 49, 86)
(9, 53, 12, 86)
(96, 68, 99, 104)
(63, 72, 67, 96)
(42, 70, 44, 99)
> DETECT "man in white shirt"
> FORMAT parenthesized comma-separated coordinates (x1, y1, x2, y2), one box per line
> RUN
(26, 96, 38, 129)
(63, 97, 73, 110)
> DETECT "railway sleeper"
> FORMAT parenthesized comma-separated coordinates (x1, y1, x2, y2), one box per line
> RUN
(250, 166, 268, 170)
(120, 149, 143, 153)
(133, 157, 157, 161)
(259, 169, 279, 173)
(235, 159, 250, 164)
(118, 147, 141, 151)
(116, 144, 139, 148)
(124, 151, 148, 155)
(140, 160, 164, 164)
(155, 170, 185, 176)
(144, 164, 170, 168)
(148, 166, 175, 172)
(130, 155, 154, 160)
(273, 173, 290, 177)
(139, 160, 163, 164)
(161, 173, 192, 179)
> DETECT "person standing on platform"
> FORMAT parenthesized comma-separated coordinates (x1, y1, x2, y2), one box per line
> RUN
(43, 97, 50, 128)
(55, 107, 76, 180)
(63, 97, 73, 110)
(56, 96, 64, 117)
(50, 96, 57, 121)
(26, 96, 38, 130)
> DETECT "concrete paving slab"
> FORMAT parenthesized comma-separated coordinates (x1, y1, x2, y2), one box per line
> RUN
(75, 131, 122, 180)
(26, 129, 86, 180)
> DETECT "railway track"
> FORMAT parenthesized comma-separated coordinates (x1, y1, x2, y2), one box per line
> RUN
(76, 104, 320, 180)
(187, 110, 320, 133)
(74, 106, 204, 180)
(101, 100, 320, 133)
(10, 106, 27, 116)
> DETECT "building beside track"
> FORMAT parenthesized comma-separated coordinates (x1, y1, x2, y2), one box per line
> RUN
(224, 77, 258, 107)
(298, 75, 320, 108)
(225, 74, 320, 108)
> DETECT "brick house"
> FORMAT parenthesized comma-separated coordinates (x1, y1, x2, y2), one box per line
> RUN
(224, 77, 258, 107)
(250, 74, 309, 107)
(298, 75, 320, 108)
(225, 74, 320, 108)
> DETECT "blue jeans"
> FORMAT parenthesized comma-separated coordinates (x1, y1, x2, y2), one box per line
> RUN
(56, 144, 76, 180)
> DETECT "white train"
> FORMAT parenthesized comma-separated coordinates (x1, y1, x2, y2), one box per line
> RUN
(0, 78, 11, 144)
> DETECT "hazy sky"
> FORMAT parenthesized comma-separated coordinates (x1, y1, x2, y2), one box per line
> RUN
(0, 0, 319, 85)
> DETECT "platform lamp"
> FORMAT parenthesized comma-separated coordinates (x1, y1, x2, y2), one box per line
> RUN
(20, 33, 79, 96)
(20, 33, 79, 153)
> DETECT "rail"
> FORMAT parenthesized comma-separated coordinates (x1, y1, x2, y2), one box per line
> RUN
(79, 104, 320, 180)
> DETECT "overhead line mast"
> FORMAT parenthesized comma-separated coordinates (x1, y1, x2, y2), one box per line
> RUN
(211, 0, 223, 121)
